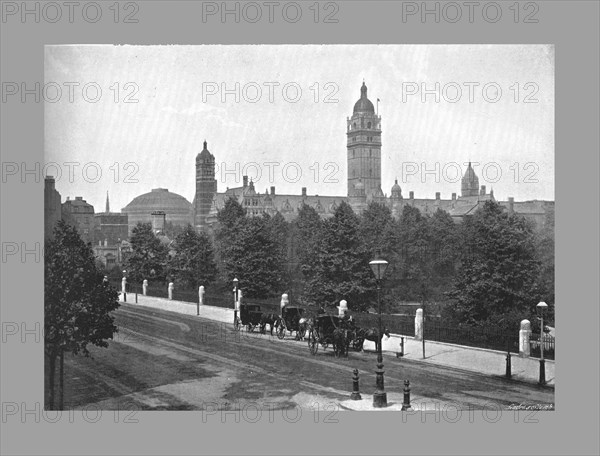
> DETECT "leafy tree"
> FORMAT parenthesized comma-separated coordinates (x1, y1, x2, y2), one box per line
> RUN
(445, 201, 542, 329)
(125, 222, 169, 283)
(168, 224, 217, 289)
(45, 220, 119, 409)
(223, 215, 286, 298)
(303, 202, 375, 311)
(532, 209, 555, 326)
(293, 203, 324, 283)
(396, 205, 432, 300)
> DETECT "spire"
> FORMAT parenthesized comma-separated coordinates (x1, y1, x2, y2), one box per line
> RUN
(203, 140, 207, 150)
(105, 191, 110, 213)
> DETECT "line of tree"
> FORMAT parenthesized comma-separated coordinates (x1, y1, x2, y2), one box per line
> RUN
(119, 198, 554, 330)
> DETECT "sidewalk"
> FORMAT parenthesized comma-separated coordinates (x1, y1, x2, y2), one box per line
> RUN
(119, 293, 554, 388)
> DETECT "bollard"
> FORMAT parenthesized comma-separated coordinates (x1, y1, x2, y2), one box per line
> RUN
(401, 380, 412, 411)
(168, 282, 174, 300)
(135, 292, 138, 303)
(539, 359, 546, 385)
(123, 292, 127, 302)
(505, 339, 512, 378)
(350, 369, 362, 400)
(397, 336, 405, 358)
(142, 279, 148, 296)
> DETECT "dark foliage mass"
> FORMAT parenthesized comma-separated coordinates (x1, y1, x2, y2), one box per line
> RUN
(101, 199, 553, 327)
(45, 220, 120, 409)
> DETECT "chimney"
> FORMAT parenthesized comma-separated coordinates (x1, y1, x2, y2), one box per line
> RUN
(66, 196, 70, 201)
(508, 197, 514, 215)
(435, 192, 440, 200)
(480, 185, 486, 196)
(270, 186, 275, 195)
(243, 176, 248, 188)
(452, 192, 456, 200)
(302, 187, 307, 197)
(409, 191, 414, 200)
(75, 196, 83, 201)
(151, 211, 166, 234)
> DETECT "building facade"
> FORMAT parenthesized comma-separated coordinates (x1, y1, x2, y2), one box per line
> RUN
(61, 196, 95, 244)
(119, 81, 553, 233)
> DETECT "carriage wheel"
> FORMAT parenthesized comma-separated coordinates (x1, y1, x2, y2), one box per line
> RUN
(276, 322, 286, 340)
(233, 316, 241, 331)
(308, 331, 318, 355)
(247, 323, 255, 333)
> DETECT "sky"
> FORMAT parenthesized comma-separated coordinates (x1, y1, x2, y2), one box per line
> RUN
(45, 44, 554, 212)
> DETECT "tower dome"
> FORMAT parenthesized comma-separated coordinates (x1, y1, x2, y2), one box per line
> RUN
(353, 82, 375, 113)
(391, 179, 402, 199)
(196, 140, 214, 162)
(461, 162, 480, 197)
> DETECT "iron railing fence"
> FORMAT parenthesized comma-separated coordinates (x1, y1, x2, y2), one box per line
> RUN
(110, 279, 537, 355)
(529, 332, 556, 360)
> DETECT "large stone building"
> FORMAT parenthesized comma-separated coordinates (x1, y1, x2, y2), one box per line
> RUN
(61, 196, 95, 244)
(94, 192, 129, 244)
(121, 188, 193, 234)
(121, 81, 554, 232)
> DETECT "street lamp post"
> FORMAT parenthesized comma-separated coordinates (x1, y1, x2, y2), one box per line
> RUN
(233, 278, 239, 326)
(369, 257, 389, 408)
(536, 301, 548, 385)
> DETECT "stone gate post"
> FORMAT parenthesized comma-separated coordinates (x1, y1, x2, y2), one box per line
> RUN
(142, 279, 148, 296)
(519, 319, 531, 357)
(415, 308, 424, 340)
(168, 282, 174, 300)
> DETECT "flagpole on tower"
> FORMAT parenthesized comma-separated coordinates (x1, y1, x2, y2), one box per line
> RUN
(377, 98, 380, 116)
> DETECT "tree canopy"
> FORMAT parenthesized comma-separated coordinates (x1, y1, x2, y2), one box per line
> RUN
(45, 220, 120, 408)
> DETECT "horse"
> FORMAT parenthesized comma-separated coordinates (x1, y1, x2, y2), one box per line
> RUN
(360, 327, 391, 352)
(297, 317, 314, 341)
(259, 313, 280, 336)
(332, 327, 349, 358)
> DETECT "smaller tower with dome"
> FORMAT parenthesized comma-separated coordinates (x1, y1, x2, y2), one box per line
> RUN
(194, 140, 218, 228)
(461, 162, 480, 197)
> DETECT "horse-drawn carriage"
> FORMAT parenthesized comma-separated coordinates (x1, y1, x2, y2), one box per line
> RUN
(233, 303, 264, 332)
(276, 306, 307, 340)
(307, 314, 353, 357)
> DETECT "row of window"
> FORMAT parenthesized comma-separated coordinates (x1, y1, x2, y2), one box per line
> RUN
(350, 136, 377, 142)
(351, 149, 377, 158)
(350, 121, 379, 130)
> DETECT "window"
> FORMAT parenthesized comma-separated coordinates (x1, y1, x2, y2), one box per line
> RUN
(367, 122, 371, 129)
(353, 122, 356, 130)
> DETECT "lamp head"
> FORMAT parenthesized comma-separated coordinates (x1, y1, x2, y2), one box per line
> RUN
(536, 301, 548, 316)
(369, 258, 389, 280)
(233, 278, 239, 287)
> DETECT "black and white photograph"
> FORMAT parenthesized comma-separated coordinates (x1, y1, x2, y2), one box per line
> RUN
(3, 1, 600, 455)
(43, 44, 555, 412)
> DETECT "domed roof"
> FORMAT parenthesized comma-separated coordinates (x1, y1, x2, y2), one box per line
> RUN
(197, 140, 214, 162)
(353, 82, 375, 113)
(391, 179, 401, 193)
(462, 162, 478, 184)
(123, 188, 192, 213)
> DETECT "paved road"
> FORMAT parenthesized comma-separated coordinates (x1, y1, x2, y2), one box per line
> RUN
(61, 303, 554, 411)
